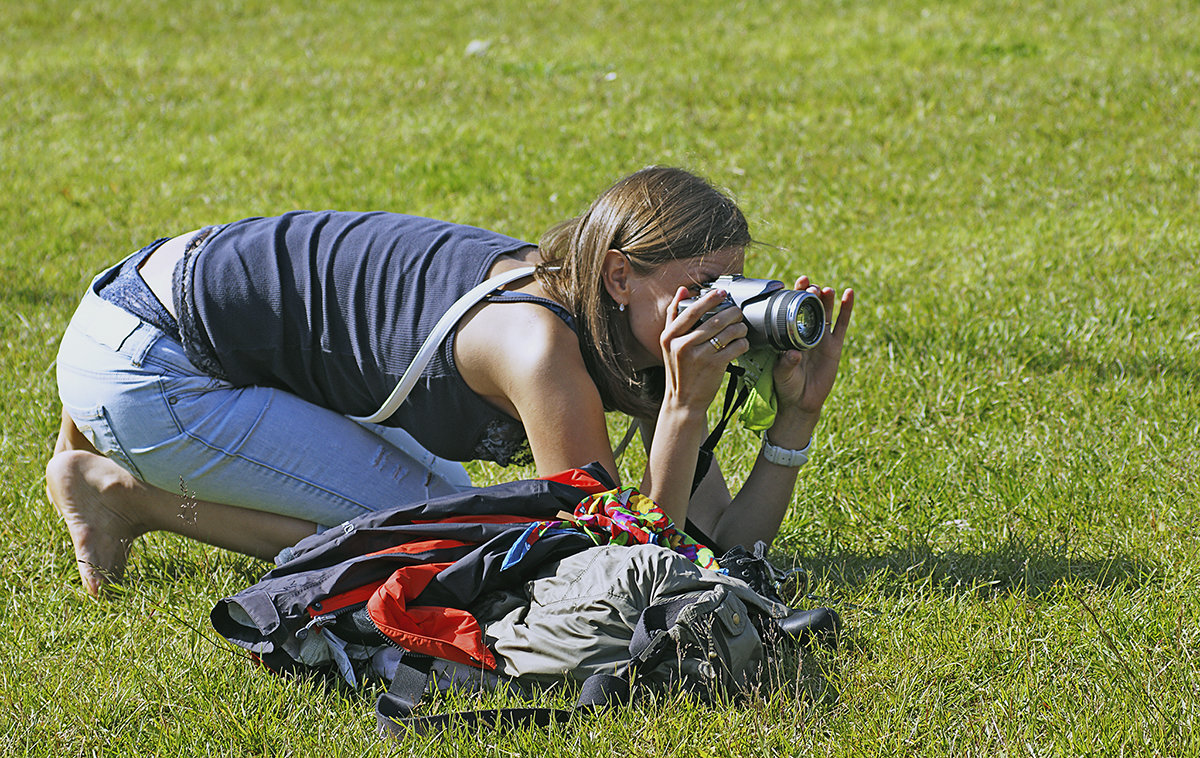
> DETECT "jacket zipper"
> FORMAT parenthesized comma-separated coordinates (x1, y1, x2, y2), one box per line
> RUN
(295, 601, 365, 640)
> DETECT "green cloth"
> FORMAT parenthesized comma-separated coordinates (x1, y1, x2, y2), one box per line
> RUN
(735, 347, 779, 433)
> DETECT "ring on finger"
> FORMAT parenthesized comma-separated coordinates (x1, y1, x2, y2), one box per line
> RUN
(709, 336, 726, 351)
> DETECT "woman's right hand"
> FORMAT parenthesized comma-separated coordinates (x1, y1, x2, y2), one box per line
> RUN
(657, 286, 749, 413)
(639, 286, 748, 525)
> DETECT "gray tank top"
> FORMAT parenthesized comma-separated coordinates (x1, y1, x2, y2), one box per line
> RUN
(172, 211, 571, 465)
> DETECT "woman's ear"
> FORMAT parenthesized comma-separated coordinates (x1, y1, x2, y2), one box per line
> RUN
(601, 249, 631, 307)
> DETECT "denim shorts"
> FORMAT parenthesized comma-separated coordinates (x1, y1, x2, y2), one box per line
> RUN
(55, 257, 473, 527)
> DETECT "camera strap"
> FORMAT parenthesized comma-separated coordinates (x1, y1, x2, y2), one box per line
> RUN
(350, 266, 538, 424)
(691, 365, 751, 494)
(705, 364, 751, 452)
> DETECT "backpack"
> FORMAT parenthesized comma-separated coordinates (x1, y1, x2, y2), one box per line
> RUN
(210, 465, 840, 736)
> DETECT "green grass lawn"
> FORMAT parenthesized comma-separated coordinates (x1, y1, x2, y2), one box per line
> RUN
(2, 0, 1198, 754)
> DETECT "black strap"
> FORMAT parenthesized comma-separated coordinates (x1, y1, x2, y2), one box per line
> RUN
(576, 672, 630, 708)
(376, 661, 631, 738)
(379, 707, 575, 737)
(382, 656, 434, 713)
(375, 655, 437, 736)
(691, 365, 751, 495)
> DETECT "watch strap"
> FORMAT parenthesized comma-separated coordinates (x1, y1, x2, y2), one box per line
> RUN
(761, 434, 812, 468)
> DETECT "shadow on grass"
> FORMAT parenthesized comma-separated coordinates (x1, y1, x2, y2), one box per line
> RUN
(758, 535, 1166, 711)
(774, 532, 1159, 601)
(1022, 345, 1199, 385)
(758, 642, 844, 713)
(125, 539, 271, 596)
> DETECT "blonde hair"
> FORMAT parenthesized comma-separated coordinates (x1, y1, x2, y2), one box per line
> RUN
(536, 166, 752, 417)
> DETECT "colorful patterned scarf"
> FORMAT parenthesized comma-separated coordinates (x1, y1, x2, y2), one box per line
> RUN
(501, 487, 721, 571)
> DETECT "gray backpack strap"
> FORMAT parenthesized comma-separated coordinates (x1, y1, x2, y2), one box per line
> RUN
(350, 265, 537, 424)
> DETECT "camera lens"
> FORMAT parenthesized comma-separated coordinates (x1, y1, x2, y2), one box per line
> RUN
(765, 290, 825, 351)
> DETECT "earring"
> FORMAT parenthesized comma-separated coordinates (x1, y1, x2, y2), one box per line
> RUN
(619, 303, 626, 312)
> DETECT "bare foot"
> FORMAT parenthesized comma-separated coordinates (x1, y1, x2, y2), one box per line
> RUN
(47, 409, 145, 595)
(46, 450, 146, 595)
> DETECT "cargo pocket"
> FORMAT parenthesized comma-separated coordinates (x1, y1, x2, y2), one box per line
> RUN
(710, 588, 750, 637)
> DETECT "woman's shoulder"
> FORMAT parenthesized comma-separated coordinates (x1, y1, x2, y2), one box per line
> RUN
(461, 294, 579, 367)
(455, 293, 591, 415)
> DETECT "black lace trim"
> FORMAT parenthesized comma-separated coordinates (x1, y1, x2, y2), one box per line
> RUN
(473, 418, 533, 467)
(175, 225, 230, 381)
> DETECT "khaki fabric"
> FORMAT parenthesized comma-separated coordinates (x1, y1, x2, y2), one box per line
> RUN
(482, 544, 789, 682)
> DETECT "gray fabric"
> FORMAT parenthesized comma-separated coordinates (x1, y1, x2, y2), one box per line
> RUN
(370, 647, 504, 695)
(482, 544, 788, 683)
(628, 584, 761, 696)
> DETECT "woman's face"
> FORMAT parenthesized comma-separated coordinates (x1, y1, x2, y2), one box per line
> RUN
(621, 246, 745, 369)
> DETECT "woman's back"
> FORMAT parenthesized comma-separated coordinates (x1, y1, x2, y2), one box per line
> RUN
(178, 211, 539, 462)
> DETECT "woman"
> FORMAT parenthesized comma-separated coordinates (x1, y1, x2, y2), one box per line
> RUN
(47, 166, 854, 595)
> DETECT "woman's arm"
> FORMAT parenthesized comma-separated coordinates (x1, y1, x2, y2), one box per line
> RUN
(455, 299, 619, 483)
(457, 287, 740, 521)
(689, 280, 855, 548)
(638, 287, 750, 525)
(456, 278, 852, 548)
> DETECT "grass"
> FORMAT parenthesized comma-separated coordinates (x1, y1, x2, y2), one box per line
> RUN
(2, 0, 1198, 754)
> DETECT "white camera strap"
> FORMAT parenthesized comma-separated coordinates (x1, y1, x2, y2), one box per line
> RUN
(349, 265, 538, 424)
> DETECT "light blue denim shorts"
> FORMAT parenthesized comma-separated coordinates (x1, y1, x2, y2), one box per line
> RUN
(56, 258, 472, 527)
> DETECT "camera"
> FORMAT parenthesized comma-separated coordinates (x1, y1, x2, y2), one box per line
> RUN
(679, 275, 825, 351)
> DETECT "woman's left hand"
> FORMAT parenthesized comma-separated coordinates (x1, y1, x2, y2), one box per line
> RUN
(771, 277, 855, 426)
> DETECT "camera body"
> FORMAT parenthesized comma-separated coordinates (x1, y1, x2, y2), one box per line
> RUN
(679, 275, 825, 351)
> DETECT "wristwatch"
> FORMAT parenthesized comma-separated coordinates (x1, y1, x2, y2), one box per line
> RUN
(760, 434, 812, 468)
